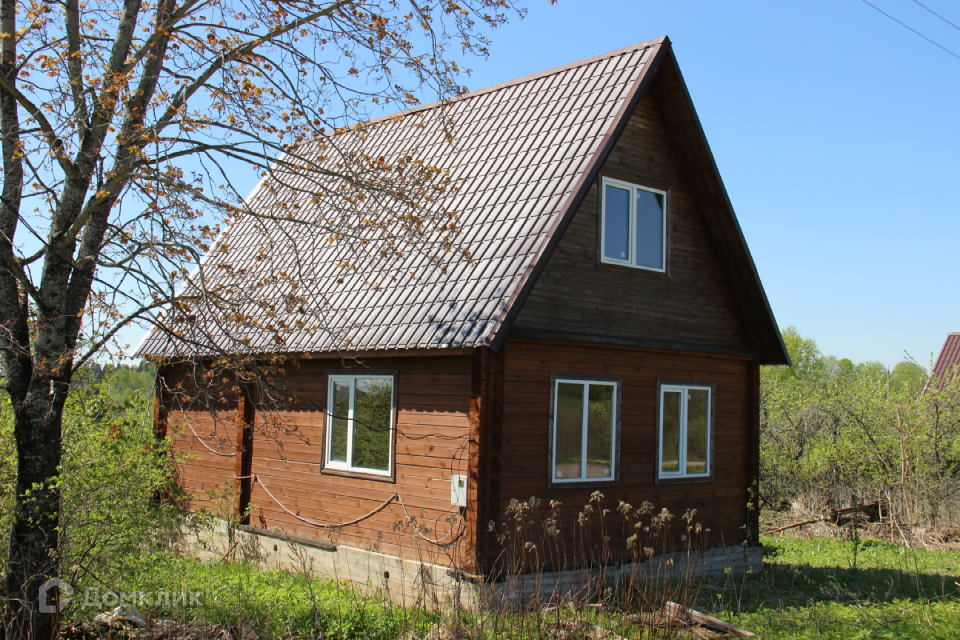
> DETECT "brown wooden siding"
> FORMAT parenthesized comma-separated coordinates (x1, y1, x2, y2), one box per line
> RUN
(511, 90, 750, 352)
(495, 338, 755, 560)
(164, 339, 757, 571)
(163, 365, 241, 513)
(163, 355, 474, 565)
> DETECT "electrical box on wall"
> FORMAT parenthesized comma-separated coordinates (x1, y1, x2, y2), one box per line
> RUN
(451, 475, 468, 507)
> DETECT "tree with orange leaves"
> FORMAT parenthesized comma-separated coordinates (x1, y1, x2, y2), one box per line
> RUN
(0, 0, 521, 636)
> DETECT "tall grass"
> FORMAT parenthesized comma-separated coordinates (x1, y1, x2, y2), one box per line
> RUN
(69, 490, 718, 640)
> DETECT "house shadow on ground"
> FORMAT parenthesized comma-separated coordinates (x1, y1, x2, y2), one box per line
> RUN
(705, 546, 960, 613)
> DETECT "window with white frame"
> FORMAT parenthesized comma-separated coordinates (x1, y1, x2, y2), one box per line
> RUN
(326, 375, 394, 475)
(550, 377, 619, 483)
(658, 383, 712, 479)
(601, 177, 666, 271)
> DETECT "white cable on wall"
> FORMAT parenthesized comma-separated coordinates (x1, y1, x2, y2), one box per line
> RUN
(183, 418, 236, 457)
(236, 473, 397, 529)
(181, 419, 466, 543)
(397, 493, 465, 546)
(235, 473, 465, 545)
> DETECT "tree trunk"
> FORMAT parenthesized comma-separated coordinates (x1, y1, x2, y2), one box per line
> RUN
(4, 382, 66, 640)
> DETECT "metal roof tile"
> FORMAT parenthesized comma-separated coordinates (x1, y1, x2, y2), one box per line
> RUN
(137, 40, 664, 357)
(932, 333, 960, 386)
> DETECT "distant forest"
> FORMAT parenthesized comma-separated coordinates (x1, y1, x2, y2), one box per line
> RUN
(78, 361, 157, 404)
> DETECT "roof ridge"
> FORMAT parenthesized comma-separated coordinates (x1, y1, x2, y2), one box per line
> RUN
(357, 36, 669, 128)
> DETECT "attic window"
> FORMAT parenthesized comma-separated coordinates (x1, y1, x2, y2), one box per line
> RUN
(601, 177, 666, 272)
(325, 375, 395, 476)
(549, 374, 620, 486)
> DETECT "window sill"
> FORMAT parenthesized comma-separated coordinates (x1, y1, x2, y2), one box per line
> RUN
(655, 474, 713, 485)
(597, 259, 668, 276)
(600, 257, 665, 273)
(546, 478, 620, 490)
(321, 466, 396, 483)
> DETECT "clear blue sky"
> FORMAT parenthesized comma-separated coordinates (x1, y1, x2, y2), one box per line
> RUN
(456, 0, 960, 369)
(124, 0, 959, 368)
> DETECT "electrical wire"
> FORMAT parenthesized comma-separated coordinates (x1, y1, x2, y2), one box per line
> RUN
(183, 419, 236, 457)
(861, 0, 960, 60)
(397, 492, 465, 546)
(235, 473, 399, 528)
(912, 0, 960, 33)
(232, 473, 464, 545)
(182, 405, 467, 544)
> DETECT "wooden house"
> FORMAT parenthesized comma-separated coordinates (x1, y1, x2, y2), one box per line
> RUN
(929, 332, 960, 391)
(137, 36, 788, 596)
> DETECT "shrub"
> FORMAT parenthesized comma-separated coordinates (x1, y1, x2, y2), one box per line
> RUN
(0, 366, 182, 594)
(760, 328, 960, 526)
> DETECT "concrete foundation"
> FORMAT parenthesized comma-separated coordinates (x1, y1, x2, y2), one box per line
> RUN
(487, 545, 763, 609)
(176, 522, 761, 611)
(175, 521, 478, 609)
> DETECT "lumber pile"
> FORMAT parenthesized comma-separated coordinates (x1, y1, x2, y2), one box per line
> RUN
(762, 501, 882, 535)
(620, 601, 756, 638)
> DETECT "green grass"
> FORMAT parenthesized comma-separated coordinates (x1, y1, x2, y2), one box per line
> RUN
(82, 552, 438, 640)
(79, 535, 960, 640)
(708, 536, 960, 639)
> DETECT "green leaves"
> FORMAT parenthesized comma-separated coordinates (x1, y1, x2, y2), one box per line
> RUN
(760, 328, 960, 524)
(0, 367, 182, 598)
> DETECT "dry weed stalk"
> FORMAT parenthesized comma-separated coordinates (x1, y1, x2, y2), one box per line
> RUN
(480, 493, 711, 639)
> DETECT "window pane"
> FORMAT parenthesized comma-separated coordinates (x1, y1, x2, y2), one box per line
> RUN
(635, 190, 664, 269)
(686, 389, 709, 475)
(586, 384, 614, 478)
(661, 391, 682, 473)
(330, 381, 350, 463)
(555, 383, 584, 479)
(603, 185, 630, 261)
(352, 378, 393, 471)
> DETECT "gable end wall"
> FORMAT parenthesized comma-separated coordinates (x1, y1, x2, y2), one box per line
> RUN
(511, 90, 751, 352)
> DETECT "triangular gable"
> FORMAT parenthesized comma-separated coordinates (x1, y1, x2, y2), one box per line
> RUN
(491, 43, 789, 365)
(507, 90, 753, 356)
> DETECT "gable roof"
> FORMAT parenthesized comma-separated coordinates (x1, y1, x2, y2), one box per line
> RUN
(136, 37, 789, 365)
(932, 332, 960, 385)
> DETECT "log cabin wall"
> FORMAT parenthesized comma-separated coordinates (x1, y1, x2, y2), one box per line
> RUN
(161, 353, 477, 567)
(511, 89, 753, 354)
(162, 365, 241, 513)
(495, 337, 756, 563)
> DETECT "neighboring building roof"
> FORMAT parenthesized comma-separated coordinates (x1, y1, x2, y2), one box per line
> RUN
(931, 332, 960, 385)
(136, 37, 789, 364)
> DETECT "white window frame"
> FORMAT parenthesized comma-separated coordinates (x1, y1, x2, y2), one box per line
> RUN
(550, 377, 619, 485)
(657, 383, 712, 480)
(600, 176, 667, 272)
(325, 374, 395, 476)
